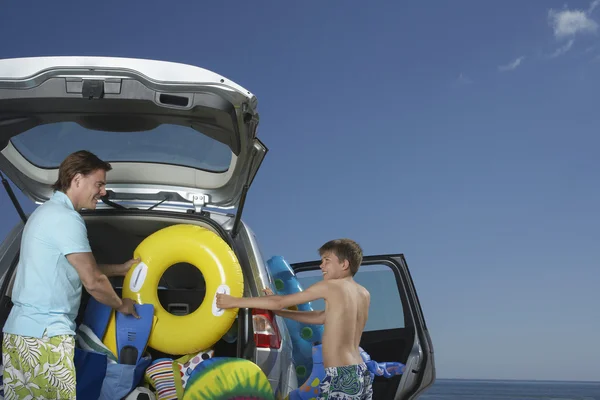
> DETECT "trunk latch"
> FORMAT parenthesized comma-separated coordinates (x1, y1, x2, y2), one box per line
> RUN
(82, 80, 105, 100)
(185, 193, 208, 213)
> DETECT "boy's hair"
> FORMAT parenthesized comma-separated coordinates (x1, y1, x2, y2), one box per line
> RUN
(318, 239, 363, 276)
(52, 150, 112, 193)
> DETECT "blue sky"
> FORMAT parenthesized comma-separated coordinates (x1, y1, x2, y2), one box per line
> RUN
(1, 0, 599, 382)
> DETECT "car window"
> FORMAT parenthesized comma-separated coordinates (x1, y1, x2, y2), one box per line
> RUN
(10, 121, 232, 172)
(295, 263, 405, 331)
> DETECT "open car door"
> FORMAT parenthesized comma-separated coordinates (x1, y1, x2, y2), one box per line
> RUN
(291, 254, 435, 400)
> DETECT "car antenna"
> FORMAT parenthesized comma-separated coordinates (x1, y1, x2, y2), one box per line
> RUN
(0, 170, 28, 223)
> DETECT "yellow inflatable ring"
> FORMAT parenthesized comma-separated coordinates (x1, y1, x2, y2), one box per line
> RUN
(121, 224, 244, 355)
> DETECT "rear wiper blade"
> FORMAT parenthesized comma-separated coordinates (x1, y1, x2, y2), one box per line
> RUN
(147, 198, 167, 210)
(99, 194, 168, 211)
(100, 195, 127, 210)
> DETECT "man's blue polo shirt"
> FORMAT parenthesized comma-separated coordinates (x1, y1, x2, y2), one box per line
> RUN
(3, 190, 92, 338)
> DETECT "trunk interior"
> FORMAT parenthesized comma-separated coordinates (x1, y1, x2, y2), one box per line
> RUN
(3, 211, 249, 361)
(83, 212, 247, 360)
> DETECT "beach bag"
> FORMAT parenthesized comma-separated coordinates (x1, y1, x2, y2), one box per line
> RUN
(74, 348, 108, 399)
(99, 354, 152, 399)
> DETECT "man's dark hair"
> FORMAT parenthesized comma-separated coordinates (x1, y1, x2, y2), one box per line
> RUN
(318, 238, 363, 276)
(52, 150, 112, 193)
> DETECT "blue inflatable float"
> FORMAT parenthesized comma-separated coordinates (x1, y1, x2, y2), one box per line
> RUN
(266, 256, 324, 382)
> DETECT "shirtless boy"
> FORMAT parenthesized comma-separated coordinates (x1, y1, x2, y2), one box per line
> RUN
(216, 238, 372, 399)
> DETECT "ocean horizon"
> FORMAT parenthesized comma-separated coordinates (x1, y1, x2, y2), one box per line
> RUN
(420, 378, 600, 400)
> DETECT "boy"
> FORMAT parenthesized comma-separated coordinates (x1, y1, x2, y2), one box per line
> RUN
(216, 238, 373, 399)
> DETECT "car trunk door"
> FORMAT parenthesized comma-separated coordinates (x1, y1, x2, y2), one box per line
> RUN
(0, 56, 266, 222)
(291, 254, 435, 400)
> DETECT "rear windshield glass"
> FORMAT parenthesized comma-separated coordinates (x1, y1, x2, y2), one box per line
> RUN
(10, 121, 232, 172)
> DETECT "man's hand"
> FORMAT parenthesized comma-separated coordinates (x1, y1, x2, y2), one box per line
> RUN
(216, 293, 238, 309)
(117, 298, 140, 318)
(263, 288, 275, 296)
(98, 257, 141, 277)
(115, 257, 141, 276)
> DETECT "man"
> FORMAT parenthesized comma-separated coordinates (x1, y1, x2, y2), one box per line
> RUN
(2, 150, 139, 400)
(217, 238, 372, 399)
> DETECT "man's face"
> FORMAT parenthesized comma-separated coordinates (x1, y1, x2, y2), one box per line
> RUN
(72, 169, 107, 210)
(319, 251, 347, 280)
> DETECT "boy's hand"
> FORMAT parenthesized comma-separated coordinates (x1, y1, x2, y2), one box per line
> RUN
(216, 293, 237, 309)
(263, 287, 275, 296)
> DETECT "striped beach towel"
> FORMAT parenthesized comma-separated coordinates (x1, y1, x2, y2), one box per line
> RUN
(76, 323, 118, 363)
(145, 358, 180, 400)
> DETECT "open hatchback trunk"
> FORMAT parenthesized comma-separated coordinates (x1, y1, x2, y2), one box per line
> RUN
(0, 55, 272, 389)
(0, 56, 267, 224)
(0, 56, 436, 399)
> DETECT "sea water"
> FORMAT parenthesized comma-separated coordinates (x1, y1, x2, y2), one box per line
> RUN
(419, 379, 600, 400)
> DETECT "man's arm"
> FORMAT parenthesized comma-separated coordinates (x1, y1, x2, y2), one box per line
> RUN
(273, 309, 325, 325)
(98, 264, 122, 277)
(98, 258, 139, 277)
(217, 280, 329, 311)
(67, 252, 123, 309)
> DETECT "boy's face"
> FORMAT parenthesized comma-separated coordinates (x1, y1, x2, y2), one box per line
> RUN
(319, 251, 348, 280)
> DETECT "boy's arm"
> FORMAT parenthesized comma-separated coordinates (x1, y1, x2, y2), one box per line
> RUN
(259, 287, 325, 324)
(272, 309, 325, 325)
(216, 281, 329, 311)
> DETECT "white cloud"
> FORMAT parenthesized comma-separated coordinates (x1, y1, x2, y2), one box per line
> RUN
(589, 0, 600, 13)
(548, 8, 598, 39)
(498, 56, 525, 72)
(549, 39, 575, 57)
(457, 73, 473, 84)
(452, 72, 473, 87)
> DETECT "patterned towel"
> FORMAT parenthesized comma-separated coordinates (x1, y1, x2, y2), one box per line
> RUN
(76, 323, 118, 363)
(145, 358, 180, 400)
(176, 348, 214, 389)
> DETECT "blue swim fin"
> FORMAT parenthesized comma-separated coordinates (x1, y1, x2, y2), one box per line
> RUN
(115, 303, 155, 365)
(82, 297, 113, 339)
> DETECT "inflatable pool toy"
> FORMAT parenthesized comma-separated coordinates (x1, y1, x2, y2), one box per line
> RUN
(121, 224, 244, 355)
(360, 347, 406, 378)
(286, 344, 406, 400)
(145, 348, 215, 400)
(182, 357, 274, 400)
(286, 344, 324, 400)
(266, 256, 324, 382)
(267, 256, 323, 381)
(177, 348, 215, 389)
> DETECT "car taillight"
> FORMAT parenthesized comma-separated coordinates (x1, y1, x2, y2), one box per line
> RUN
(252, 309, 281, 349)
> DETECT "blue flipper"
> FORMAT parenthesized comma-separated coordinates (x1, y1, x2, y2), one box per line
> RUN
(83, 297, 113, 339)
(115, 304, 155, 365)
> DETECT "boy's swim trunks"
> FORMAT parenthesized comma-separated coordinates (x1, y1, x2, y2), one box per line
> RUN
(319, 362, 373, 399)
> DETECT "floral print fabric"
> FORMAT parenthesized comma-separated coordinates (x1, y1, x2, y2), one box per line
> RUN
(319, 363, 373, 399)
(2, 332, 76, 399)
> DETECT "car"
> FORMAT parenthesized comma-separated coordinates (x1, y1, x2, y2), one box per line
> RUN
(0, 56, 435, 399)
